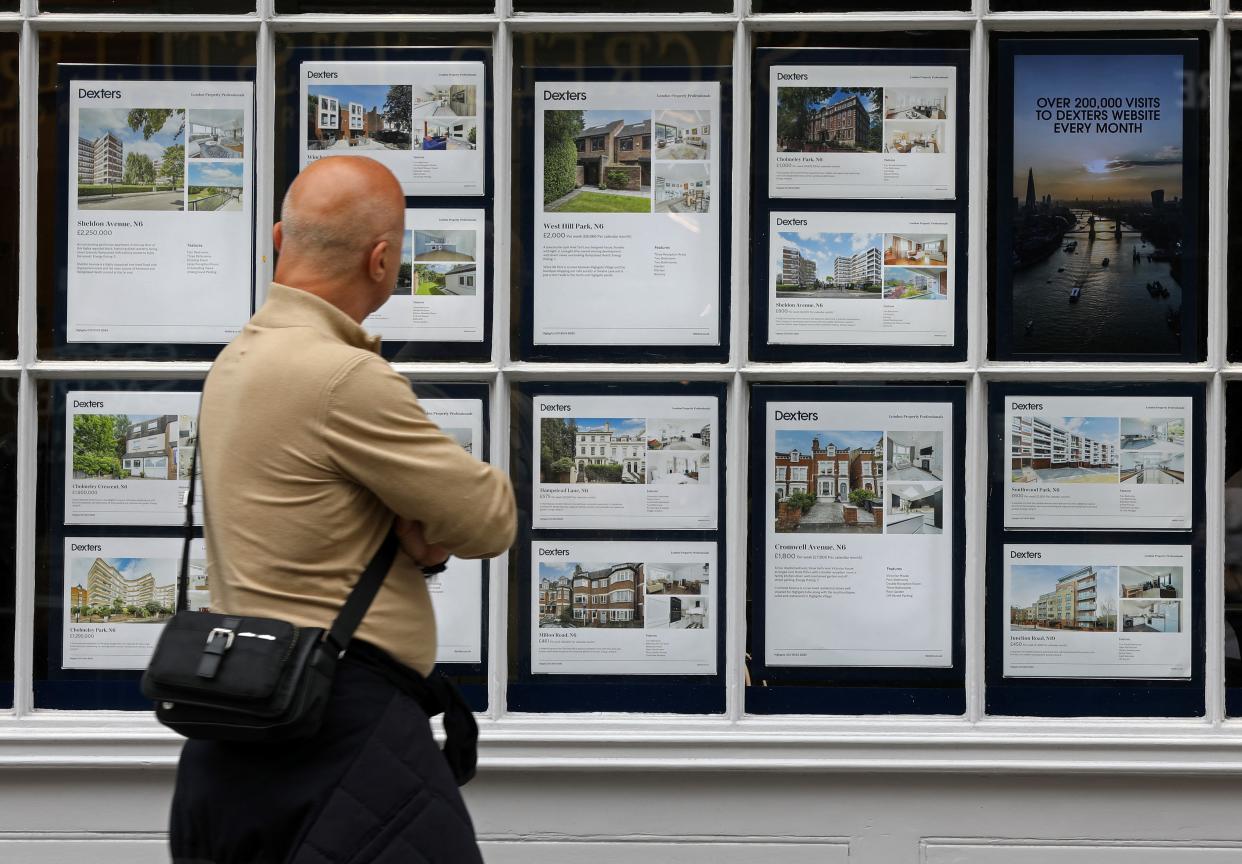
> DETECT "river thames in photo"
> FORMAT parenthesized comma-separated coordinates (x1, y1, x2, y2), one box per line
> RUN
(1010, 209, 1183, 355)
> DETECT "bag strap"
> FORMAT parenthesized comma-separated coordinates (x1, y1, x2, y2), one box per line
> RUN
(177, 417, 400, 653)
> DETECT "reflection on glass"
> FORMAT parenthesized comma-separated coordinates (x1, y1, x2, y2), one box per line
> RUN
(41, 0, 256, 11)
(275, 0, 494, 11)
(1226, 384, 1242, 697)
(0, 33, 16, 358)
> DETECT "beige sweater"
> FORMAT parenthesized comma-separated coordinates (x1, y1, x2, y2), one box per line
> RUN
(199, 282, 515, 675)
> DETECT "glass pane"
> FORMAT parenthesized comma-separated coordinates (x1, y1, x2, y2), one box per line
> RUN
(1226, 383, 1242, 702)
(991, 0, 1206, 9)
(34, 378, 202, 710)
(1230, 35, 1242, 362)
(36, 32, 257, 361)
(275, 0, 493, 12)
(0, 380, 15, 709)
(41, 0, 256, 13)
(0, 33, 17, 358)
(753, 0, 968, 11)
(514, 0, 730, 11)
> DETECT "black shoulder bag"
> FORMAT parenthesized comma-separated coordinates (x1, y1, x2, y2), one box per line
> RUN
(141, 436, 399, 742)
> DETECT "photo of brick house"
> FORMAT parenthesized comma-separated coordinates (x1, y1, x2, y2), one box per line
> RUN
(538, 561, 644, 628)
(775, 86, 882, 154)
(544, 109, 653, 213)
(773, 430, 885, 534)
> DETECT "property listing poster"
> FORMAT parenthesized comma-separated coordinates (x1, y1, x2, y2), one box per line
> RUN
(1004, 394, 1192, 531)
(1004, 543, 1192, 679)
(769, 64, 956, 200)
(68, 79, 254, 343)
(299, 61, 486, 197)
(769, 211, 954, 346)
(63, 536, 207, 670)
(764, 400, 954, 667)
(532, 393, 718, 531)
(420, 397, 484, 664)
(531, 540, 716, 675)
(534, 80, 722, 346)
(999, 44, 1194, 357)
(64, 390, 202, 527)
(363, 208, 485, 342)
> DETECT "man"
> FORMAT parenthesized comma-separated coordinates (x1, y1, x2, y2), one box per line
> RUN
(170, 157, 514, 864)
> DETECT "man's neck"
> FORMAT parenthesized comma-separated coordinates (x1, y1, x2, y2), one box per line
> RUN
(273, 270, 373, 324)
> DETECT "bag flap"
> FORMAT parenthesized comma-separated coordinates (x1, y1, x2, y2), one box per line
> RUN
(144, 612, 300, 701)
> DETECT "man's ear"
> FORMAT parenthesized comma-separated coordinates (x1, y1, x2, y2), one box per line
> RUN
(272, 221, 284, 253)
(368, 238, 390, 283)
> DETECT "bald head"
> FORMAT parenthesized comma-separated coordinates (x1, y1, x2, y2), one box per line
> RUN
(273, 157, 406, 322)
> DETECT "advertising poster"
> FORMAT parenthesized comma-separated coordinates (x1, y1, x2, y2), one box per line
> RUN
(64, 390, 202, 527)
(768, 210, 954, 346)
(1004, 394, 1192, 530)
(763, 400, 954, 667)
(363, 208, 485, 343)
(768, 64, 956, 199)
(63, 536, 207, 670)
(995, 40, 1198, 358)
(1003, 543, 1192, 679)
(67, 78, 254, 344)
(531, 540, 716, 675)
(420, 396, 485, 664)
(533, 80, 722, 346)
(299, 60, 486, 197)
(532, 393, 718, 531)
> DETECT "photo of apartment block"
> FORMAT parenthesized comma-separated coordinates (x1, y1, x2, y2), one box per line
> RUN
(538, 561, 644, 629)
(645, 562, 709, 596)
(539, 417, 646, 484)
(884, 233, 948, 267)
(773, 430, 884, 534)
(774, 231, 882, 299)
(775, 87, 882, 154)
(653, 109, 711, 160)
(68, 555, 178, 624)
(655, 162, 710, 214)
(1122, 598, 1181, 633)
(883, 266, 947, 301)
(1120, 566, 1183, 599)
(187, 109, 244, 159)
(1010, 415, 1120, 484)
(887, 483, 943, 534)
(306, 84, 411, 151)
(413, 229, 476, 263)
(1119, 417, 1186, 485)
(1010, 564, 1118, 633)
(646, 595, 707, 630)
(886, 431, 943, 482)
(884, 88, 949, 121)
(77, 107, 186, 211)
(884, 122, 944, 154)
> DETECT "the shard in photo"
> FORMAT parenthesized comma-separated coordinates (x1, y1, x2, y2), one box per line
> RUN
(996, 41, 1200, 359)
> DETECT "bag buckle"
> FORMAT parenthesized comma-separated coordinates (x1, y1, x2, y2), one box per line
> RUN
(206, 627, 235, 651)
(197, 627, 236, 680)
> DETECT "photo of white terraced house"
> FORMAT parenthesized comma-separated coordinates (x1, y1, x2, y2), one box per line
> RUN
(1010, 415, 1120, 484)
(1119, 417, 1186, 485)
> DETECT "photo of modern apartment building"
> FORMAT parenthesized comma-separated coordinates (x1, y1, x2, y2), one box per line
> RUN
(1010, 564, 1117, 632)
(780, 245, 818, 290)
(834, 245, 883, 289)
(539, 562, 644, 628)
(307, 85, 411, 151)
(77, 131, 124, 185)
(81, 557, 176, 610)
(1010, 415, 1120, 483)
